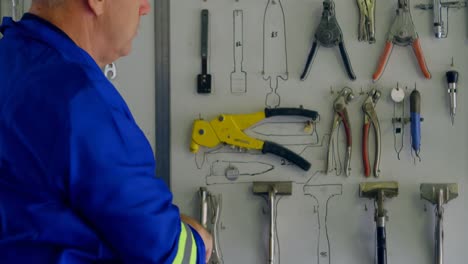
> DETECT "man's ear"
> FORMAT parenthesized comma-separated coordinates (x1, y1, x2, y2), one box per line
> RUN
(87, 0, 105, 16)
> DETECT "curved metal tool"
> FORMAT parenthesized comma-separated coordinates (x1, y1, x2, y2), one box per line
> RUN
(301, 0, 356, 81)
(327, 87, 354, 176)
(356, 0, 376, 43)
(362, 89, 381, 177)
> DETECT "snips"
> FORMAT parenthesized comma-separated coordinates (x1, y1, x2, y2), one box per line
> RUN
(362, 89, 381, 177)
(300, 0, 356, 81)
(327, 87, 355, 176)
(372, 0, 431, 81)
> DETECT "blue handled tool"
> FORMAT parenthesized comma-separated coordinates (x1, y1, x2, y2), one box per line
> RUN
(410, 88, 422, 161)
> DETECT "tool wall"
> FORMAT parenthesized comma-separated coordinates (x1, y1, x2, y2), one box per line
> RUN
(171, 0, 468, 263)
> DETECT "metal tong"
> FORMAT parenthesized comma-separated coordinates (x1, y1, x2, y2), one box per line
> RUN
(373, 0, 431, 81)
(200, 188, 224, 264)
(362, 89, 381, 177)
(356, 0, 376, 43)
(327, 87, 354, 176)
(300, 0, 356, 81)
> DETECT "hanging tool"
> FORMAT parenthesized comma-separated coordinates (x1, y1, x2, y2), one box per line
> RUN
(362, 89, 381, 177)
(104, 62, 117, 80)
(410, 87, 422, 161)
(446, 70, 458, 125)
(415, 0, 466, 38)
(231, 10, 247, 94)
(360, 182, 399, 264)
(262, 0, 288, 107)
(253, 181, 292, 264)
(420, 183, 458, 264)
(198, 9, 212, 94)
(391, 84, 409, 160)
(327, 87, 354, 176)
(190, 108, 320, 171)
(373, 0, 431, 81)
(200, 188, 224, 264)
(304, 184, 342, 264)
(356, 0, 376, 43)
(300, 0, 356, 81)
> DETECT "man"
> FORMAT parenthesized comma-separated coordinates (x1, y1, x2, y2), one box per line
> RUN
(0, 0, 212, 263)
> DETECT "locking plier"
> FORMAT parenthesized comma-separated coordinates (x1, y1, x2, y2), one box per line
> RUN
(362, 89, 381, 177)
(356, 0, 376, 43)
(190, 108, 320, 171)
(327, 87, 354, 176)
(372, 0, 431, 81)
(300, 0, 356, 81)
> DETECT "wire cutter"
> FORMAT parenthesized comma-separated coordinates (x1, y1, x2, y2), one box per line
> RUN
(362, 89, 381, 177)
(356, 0, 376, 43)
(300, 0, 356, 81)
(372, 0, 431, 82)
(327, 87, 354, 176)
(190, 108, 320, 171)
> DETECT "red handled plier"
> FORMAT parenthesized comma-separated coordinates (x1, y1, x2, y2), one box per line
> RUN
(362, 89, 382, 177)
(327, 87, 354, 176)
(372, 0, 431, 82)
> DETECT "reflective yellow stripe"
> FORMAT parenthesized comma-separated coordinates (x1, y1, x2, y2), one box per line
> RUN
(173, 222, 187, 263)
(189, 231, 197, 264)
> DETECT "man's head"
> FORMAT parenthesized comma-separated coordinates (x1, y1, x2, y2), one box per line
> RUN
(30, 0, 151, 66)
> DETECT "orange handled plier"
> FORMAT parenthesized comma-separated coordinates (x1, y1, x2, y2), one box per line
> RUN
(372, 0, 431, 82)
(362, 89, 381, 177)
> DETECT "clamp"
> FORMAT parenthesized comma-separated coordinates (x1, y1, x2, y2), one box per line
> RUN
(372, 0, 431, 81)
(190, 108, 320, 171)
(300, 0, 356, 81)
(356, 0, 376, 43)
(327, 87, 355, 176)
(362, 89, 381, 177)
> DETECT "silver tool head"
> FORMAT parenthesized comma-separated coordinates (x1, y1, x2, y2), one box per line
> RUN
(420, 183, 458, 204)
(359, 181, 399, 199)
(253, 181, 292, 195)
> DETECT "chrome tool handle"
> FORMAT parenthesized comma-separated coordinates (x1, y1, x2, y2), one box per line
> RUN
(200, 188, 208, 229)
(269, 189, 276, 264)
(435, 189, 444, 264)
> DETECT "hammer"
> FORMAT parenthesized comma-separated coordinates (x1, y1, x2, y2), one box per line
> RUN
(253, 181, 292, 264)
(359, 181, 399, 264)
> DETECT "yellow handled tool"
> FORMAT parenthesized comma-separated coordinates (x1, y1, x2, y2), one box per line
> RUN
(190, 108, 319, 171)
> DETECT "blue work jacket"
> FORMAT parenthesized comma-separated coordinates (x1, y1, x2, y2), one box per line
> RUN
(0, 14, 204, 264)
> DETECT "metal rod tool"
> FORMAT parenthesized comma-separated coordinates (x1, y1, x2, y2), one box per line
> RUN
(360, 182, 399, 264)
(253, 181, 292, 264)
(197, 9, 212, 94)
(420, 183, 458, 264)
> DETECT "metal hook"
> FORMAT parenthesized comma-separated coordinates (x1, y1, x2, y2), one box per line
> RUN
(104, 63, 117, 80)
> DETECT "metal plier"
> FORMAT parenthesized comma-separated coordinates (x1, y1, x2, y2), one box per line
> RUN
(300, 0, 356, 81)
(362, 89, 381, 177)
(200, 188, 224, 264)
(327, 87, 354, 176)
(356, 0, 376, 43)
(190, 108, 320, 171)
(372, 0, 431, 81)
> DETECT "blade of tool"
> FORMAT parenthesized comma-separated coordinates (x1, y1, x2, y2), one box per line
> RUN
(231, 10, 247, 94)
(304, 185, 342, 264)
(262, 0, 288, 107)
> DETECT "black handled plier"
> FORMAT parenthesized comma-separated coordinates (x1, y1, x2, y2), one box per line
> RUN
(300, 0, 356, 81)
